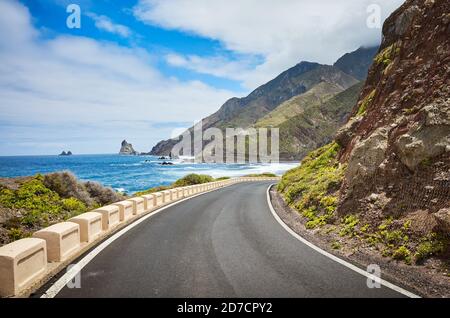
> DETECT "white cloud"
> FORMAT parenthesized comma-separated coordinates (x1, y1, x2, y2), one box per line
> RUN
(134, 0, 405, 88)
(165, 53, 257, 82)
(0, 0, 236, 155)
(87, 13, 132, 38)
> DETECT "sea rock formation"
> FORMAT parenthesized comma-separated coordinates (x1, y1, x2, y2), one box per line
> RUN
(119, 140, 138, 155)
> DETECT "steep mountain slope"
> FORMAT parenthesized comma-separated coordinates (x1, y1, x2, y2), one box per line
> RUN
(150, 64, 358, 157)
(254, 81, 348, 129)
(278, 82, 363, 160)
(279, 0, 449, 270)
(150, 62, 322, 156)
(333, 46, 379, 80)
(225, 65, 358, 128)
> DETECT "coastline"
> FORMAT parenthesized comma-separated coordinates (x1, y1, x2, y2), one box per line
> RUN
(0, 154, 298, 194)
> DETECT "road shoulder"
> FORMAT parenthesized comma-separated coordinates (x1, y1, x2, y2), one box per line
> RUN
(269, 186, 450, 298)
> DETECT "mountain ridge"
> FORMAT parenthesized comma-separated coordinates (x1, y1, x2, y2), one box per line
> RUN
(150, 46, 378, 159)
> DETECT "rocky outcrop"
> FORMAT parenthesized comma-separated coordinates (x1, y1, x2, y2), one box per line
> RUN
(395, 100, 450, 170)
(337, 0, 449, 223)
(119, 140, 138, 155)
(345, 127, 388, 185)
(59, 151, 72, 156)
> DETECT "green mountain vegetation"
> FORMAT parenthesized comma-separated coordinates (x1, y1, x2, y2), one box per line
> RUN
(277, 82, 363, 160)
(254, 81, 344, 128)
(150, 47, 376, 161)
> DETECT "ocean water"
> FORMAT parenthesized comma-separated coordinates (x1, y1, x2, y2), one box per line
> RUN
(0, 154, 298, 194)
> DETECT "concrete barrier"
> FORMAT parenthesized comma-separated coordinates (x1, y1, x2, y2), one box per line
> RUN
(170, 189, 178, 201)
(33, 222, 80, 263)
(177, 188, 184, 199)
(0, 176, 284, 297)
(154, 192, 163, 206)
(114, 201, 134, 222)
(69, 212, 103, 243)
(0, 238, 47, 297)
(162, 190, 171, 203)
(127, 197, 146, 215)
(94, 205, 121, 231)
(141, 194, 156, 211)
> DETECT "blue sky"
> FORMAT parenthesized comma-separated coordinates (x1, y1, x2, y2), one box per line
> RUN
(0, 0, 404, 155)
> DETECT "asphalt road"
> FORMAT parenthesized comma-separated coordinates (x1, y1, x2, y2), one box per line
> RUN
(54, 182, 404, 298)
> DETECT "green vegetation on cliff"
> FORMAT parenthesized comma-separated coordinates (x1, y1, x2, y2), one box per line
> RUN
(277, 82, 363, 159)
(278, 142, 345, 229)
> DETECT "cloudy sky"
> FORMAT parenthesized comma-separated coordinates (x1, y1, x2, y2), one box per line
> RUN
(0, 0, 404, 155)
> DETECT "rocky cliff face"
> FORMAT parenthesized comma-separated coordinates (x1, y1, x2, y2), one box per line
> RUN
(278, 0, 449, 273)
(336, 0, 449, 235)
(119, 140, 138, 155)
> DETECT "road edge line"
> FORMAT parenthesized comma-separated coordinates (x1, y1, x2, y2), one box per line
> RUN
(265, 184, 420, 298)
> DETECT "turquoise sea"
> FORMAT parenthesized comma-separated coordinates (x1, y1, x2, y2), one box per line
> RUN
(0, 155, 298, 194)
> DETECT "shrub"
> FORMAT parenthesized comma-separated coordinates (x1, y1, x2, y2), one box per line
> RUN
(278, 143, 345, 230)
(1, 177, 94, 227)
(331, 241, 341, 250)
(244, 173, 277, 178)
(392, 246, 412, 264)
(382, 230, 407, 245)
(8, 228, 25, 241)
(374, 44, 395, 67)
(84, 181, 124, 206)
(339, 215, 359, 237)
(43, 171, 93, 206)
(215, 177, 230, 181)
(135, 185, 172, 196)
(62, 198, 86, 214)
(378, 217, 393, 231)
(5, 178, 62, 226)
(172, 174, 214, 187)
(136, 174, 215, 196)
(415, 234, 445, 262)
(356, 89, 376, 116)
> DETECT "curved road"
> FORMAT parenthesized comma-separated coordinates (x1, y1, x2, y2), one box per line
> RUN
(52, 182, 404, 298)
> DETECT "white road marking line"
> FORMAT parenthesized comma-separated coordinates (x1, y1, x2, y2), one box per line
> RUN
(265, 184, 421, 298)
(40, 187, 228, 298)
